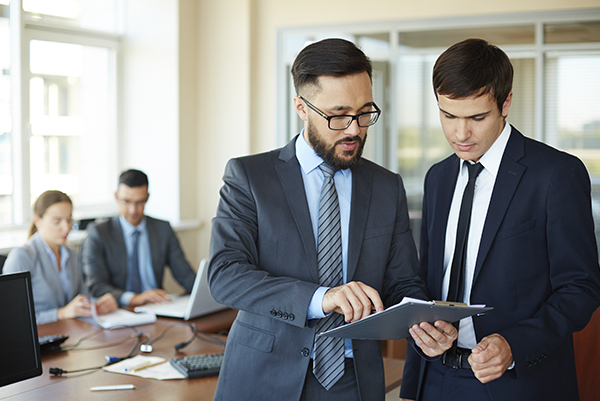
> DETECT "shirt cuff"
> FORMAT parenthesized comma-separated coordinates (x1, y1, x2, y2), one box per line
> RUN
(308, 286, 330, 319)
(120, 291, 135, 307)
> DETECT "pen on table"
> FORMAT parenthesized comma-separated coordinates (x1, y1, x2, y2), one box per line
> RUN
(132, 360, 168, 372)
(90, 384, 135, 391)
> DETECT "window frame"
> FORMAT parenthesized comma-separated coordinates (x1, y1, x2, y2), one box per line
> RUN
(276, 8, 600, 246)
(276, 8, 600, 168)
(7, 1, 121, 227)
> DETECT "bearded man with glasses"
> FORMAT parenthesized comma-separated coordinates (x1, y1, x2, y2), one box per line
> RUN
(208, 38, 456, 401)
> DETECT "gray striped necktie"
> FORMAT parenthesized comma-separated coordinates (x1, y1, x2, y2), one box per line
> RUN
(313, 163, 345, 391)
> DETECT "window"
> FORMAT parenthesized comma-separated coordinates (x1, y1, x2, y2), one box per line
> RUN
(0, 2, 12, 224)
(0, 0, 120, 226)
(278, 9, 600, 247)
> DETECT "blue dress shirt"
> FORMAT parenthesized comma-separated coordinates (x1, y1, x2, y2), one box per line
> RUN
(118, 215, 158, 306)
(41, 240, 71, 304)
(295, 132, 354, 357)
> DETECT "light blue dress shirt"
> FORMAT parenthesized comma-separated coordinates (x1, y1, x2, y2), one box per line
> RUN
(118, 215, 158, 306)
(295, 132, 354, 357)
(41, 240, 71, 304)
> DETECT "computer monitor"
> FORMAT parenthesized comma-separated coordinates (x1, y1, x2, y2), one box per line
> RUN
(0, 271, 43, 387)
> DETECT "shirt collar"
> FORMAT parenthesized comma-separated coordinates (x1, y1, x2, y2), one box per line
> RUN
(295, 130, 351, 178)
(460, 121, 512, 178)
(39, 235, 70, 267)
(119, 214, 146, 235)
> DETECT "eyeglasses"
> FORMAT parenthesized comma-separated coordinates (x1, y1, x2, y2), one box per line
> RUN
(117, 198, 147, 208)
(299, 95, 381, 130)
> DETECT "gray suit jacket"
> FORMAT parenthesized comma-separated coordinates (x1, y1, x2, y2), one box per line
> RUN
(3, 233, 88, 324)
(208, 136, 428, 401)
(83, 216, 196, 300)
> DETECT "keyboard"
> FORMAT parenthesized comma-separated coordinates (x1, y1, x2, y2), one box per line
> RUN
(38, 334, 68, 354)
(169, 353, 224, 378)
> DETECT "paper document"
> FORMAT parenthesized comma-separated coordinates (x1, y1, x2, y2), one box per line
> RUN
(79, 301, 157, 329)
(319, 297, 492, 341)
(103, 355, 185, 380)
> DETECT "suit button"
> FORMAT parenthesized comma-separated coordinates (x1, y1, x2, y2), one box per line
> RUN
(283, 312, 289, 320)
(301, 348, 310, 357)
(277, 311, 283, 318)
(270, 309, 277, 316)
(289, 313, 295, 321)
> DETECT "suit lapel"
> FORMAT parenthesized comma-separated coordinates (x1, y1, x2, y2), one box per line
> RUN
(146, 217, 161, 279)
(473, 127, 526, 284)
(64, 250, 85, 299)
(111, 217, 130, 286)
(276, 137, 319, 283)
(112, 217, 127, 257)
(347, 161, 372, 281)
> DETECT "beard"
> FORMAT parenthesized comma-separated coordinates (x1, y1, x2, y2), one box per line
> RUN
(306, 119, 367, 170)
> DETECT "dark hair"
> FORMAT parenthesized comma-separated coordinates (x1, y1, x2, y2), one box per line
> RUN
(291, 38, 372, 96)
(432, 38, 513, 112)
(118, 169, 149, 189)
(29, 190, 72, 238)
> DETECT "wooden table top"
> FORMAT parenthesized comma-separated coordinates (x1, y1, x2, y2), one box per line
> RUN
(0, 308, 404, 400)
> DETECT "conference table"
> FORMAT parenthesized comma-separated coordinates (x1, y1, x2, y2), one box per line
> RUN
(0, 309, 404, 400)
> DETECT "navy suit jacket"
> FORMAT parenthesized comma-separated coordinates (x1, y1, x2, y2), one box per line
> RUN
(208, 136, 428, 401)
(401, 126, 600, 400)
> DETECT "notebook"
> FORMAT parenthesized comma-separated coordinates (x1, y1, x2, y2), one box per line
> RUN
(134, 259, 226, 320)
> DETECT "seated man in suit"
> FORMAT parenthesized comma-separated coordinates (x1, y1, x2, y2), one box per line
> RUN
(83, 169, 196, 307)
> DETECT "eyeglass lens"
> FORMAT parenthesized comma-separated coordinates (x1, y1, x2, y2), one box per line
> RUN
(329, 112, 379, 130)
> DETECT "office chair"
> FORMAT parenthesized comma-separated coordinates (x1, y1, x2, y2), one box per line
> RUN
(0, 254, 7, 274)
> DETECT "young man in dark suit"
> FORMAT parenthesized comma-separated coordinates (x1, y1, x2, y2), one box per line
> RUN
(400, 38, 600, 401)
(208, 38, 456, 401)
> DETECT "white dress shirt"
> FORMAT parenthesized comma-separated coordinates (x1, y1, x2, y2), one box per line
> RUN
(442, 121, 511, 349)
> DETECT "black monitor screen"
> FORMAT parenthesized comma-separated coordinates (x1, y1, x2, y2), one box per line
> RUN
(0, 271, 42, 387)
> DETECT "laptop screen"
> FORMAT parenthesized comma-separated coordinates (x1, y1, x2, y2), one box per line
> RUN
(0, 271, 43, 387)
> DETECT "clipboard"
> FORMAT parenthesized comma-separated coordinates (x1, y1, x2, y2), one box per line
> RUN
(319, 297, 492, 341)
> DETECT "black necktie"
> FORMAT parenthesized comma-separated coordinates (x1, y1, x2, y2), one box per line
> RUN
(126, 230, 142, 293)
(447, 162, 484, 303)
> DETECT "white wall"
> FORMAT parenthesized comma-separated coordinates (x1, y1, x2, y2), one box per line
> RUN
(194, 0, 252, 259)
(122, 0, 180, 223)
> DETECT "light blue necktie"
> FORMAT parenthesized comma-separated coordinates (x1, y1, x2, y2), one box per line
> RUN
(313, 163, 345, 390)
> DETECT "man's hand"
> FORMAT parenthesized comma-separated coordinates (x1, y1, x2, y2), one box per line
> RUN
(94, 293, 118, 315)
(57, 294, 91, 320)
(408, 320, 457, 357)
(322, 281, 384, 323)
(129, 289, 170, 308)
(469, 333, 513, 383)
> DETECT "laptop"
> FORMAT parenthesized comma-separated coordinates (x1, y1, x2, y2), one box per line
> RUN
(134, 259, 226, 320)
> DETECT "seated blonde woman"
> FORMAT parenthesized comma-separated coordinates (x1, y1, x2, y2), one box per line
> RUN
(4, 190, 117, 324)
